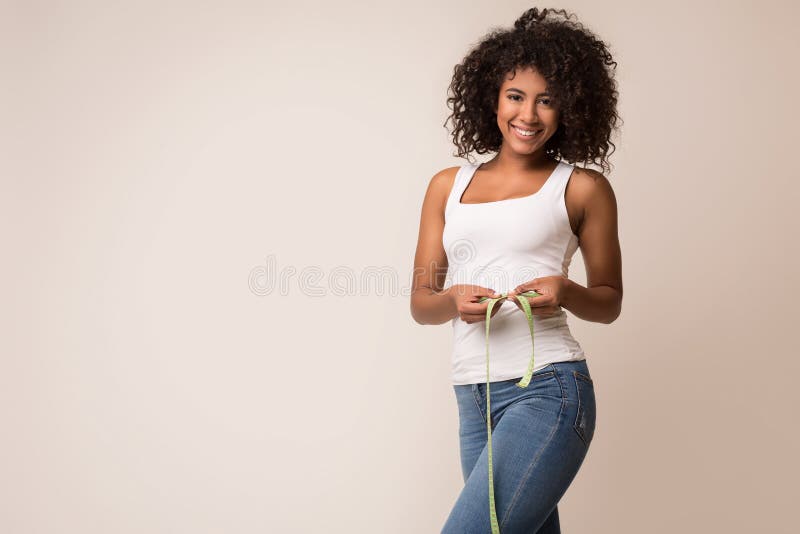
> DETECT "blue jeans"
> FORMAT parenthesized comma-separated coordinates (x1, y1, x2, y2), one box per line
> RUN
(442, 360, 596, 534)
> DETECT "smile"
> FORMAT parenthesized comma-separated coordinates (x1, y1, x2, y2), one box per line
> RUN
(511, 125, 543, 139)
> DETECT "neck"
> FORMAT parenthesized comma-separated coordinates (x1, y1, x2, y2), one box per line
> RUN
(486, 144, 555, 172)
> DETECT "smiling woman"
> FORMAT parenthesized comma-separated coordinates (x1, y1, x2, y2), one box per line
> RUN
(498, 77, 559, 149)
(444, 8, 620, 175)
(410, 6, 623, 534)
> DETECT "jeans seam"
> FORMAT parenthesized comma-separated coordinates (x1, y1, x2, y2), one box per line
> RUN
(573, 372, 587, 446)
(471, 386, 487, 424)
(574, 370, 593, 385)
(572, 370, 594, 446)
(500, 367, 568, 529)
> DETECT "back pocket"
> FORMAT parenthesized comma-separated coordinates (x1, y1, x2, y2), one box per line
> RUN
(572, 371, 596, 446)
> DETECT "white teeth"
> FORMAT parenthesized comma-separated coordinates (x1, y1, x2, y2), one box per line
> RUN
(513, 125, 539, 136)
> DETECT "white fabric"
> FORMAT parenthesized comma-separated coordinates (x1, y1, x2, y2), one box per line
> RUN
(442, 160, 587, 385)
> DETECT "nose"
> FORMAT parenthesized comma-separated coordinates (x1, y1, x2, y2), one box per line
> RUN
(519, 102, 539, 124)
(518, 101, 538, 123)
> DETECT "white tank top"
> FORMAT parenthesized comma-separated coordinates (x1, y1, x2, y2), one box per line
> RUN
(442, 160, 587, 385)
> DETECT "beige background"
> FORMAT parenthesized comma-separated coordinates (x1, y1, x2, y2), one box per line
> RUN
(2, 1, 799, 532)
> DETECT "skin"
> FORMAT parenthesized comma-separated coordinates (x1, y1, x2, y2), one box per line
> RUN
(410, 66, 623, 325)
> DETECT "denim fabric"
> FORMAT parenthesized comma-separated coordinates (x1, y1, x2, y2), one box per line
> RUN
(442, 360, 596, 534)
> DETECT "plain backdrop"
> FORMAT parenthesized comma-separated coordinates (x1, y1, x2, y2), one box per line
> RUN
(2, 1, 799, 532)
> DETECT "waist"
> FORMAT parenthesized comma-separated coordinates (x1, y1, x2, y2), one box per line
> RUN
(449, 307, 585, 382)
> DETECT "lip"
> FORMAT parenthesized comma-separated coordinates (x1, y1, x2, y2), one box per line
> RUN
(510, 124, 543, 141)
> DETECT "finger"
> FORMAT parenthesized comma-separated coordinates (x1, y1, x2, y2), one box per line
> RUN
(461, 303, 504, 322)
(461, 313, 489, 324)
(526, 295, 554, 308)
(512, 281, 538, 294)
(515, 287, 542, 300)
(461, 298, 504, 314)
(473, 301, 504, 318)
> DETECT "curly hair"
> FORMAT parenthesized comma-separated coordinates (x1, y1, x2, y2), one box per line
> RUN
(444, 7, 621, 174)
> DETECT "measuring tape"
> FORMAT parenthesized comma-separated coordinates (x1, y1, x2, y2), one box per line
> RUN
(476, 290, 541, 534)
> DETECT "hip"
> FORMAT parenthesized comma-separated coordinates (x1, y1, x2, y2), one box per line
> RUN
(453, 359, 597, 446)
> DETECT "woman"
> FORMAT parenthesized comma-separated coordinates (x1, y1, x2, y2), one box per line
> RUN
(410, 7, 623, 534)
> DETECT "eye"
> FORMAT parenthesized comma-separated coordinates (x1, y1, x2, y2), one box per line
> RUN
(537, 98, 553, 106)
(507, 95, 523, 102)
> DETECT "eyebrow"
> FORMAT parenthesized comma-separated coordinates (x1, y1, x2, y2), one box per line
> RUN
(505, 88, 550, 96)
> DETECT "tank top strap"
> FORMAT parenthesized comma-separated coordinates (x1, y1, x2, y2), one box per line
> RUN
(545, 160, 576, 203)
(444, 163, 480, 221)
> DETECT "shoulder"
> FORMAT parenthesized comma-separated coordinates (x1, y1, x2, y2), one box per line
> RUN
(567, 165, 617, 207)
(423, 166, 461, 206)
(568, 165, 614, 193)
(429, 166, 461, 191)
(564, 165, 618, 234)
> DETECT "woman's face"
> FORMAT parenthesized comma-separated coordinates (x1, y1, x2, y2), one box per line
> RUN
(494, 67, 560, 156)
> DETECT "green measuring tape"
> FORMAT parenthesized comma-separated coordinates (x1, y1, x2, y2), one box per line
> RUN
(476, 290, 541, 534)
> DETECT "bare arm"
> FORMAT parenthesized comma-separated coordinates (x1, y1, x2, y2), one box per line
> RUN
(410, 168, 459, 325)
(561, 169, 623, 324)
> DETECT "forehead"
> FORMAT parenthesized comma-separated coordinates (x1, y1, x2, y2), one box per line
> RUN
(500, 67, 548, 90)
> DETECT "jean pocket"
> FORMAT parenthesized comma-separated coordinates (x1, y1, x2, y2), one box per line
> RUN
(572, 370, 596, 447)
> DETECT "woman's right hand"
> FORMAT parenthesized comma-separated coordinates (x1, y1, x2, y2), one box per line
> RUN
(449, 284, 505, 324)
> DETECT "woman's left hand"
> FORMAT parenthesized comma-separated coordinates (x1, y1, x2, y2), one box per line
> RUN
(507, 276, 570, 317)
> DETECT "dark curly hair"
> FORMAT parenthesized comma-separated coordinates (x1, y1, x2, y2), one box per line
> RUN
(444, 7, 621, 174)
